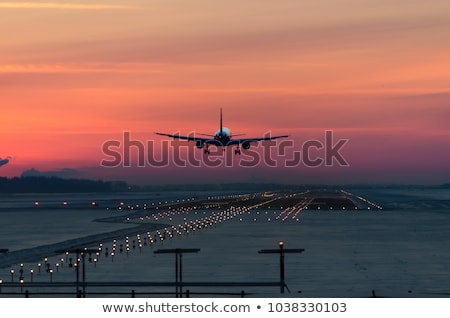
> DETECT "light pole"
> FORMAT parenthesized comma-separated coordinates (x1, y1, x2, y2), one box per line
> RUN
(19, 265, 24, 283)
(30, 269, 34, 283)
(57, 248, 98, 298)
(154, 248, 200, 298)
(258, 241, 304, 294)
(10, 269, 14, 283)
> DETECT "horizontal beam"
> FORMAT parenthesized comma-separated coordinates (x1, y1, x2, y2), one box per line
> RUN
(0, 281, 281, 288)
(258, 248, 305, 254)
(154, 248, 200, 254)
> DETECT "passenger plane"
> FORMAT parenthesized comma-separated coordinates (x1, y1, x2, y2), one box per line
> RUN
(155, 108, 288, 154)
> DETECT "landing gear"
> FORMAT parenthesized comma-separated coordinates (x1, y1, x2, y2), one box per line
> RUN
(234, 147, 241, 155)
(204, 145, 210, 155)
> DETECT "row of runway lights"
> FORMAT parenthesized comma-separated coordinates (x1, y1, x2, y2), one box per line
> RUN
(123, 195, 364, 226)
(33, 199, 198, 209)
(4, 194, 380, 286)
(3, 202, 365, 286)
(275, 198, 314, 221)
(120, 193, 280, 224)
(124, 202, 227, 223)
(5, 194, 332, 285)
(118, 196, 258, 214)
(2, 258, 63, 286)
(2, 198, 278, 286)
(32, 193, 253, 209)
(341, 190, 384, 210)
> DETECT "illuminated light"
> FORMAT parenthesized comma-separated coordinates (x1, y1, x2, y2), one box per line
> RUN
(34, 201, 40, 206)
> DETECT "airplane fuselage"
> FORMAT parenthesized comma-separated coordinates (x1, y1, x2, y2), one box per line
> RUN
(214, 127, 232, 145)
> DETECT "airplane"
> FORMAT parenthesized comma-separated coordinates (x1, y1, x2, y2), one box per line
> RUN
(155, 108, 288, 155)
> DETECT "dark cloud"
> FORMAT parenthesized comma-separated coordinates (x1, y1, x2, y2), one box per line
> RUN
(0, 157, 11, 167)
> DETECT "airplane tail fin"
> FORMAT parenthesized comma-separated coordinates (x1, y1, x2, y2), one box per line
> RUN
(220, 107, 223, 133)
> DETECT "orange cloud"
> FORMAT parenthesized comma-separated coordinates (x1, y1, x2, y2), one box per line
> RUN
(0, 2, 149, 10)
(0, 63, 163, 74)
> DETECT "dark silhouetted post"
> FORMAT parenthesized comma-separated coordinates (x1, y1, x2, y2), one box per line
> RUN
(154, 248, 200, 298)
(258, 241, 304, 294)
(56, 248, 98, 298)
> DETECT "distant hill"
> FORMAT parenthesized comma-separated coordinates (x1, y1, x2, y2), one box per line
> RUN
(0, 176, 445, 194)
(0, 176, 128, 193)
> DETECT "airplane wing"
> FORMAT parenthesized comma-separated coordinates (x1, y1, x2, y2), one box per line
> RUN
(155, 132, 289, 148)
(154, 132, 219, 146)
(227, 135, 289, 145)
(154, 132, 210, 142)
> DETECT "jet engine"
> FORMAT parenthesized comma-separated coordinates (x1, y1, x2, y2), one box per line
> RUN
(242, 141, 251, 150)
(196, 140, 204, 149)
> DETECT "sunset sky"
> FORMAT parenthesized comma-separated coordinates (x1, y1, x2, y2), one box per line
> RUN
(1, 0, 450, 185)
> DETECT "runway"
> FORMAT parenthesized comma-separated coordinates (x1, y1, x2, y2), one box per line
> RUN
(1, 188, 449, 297)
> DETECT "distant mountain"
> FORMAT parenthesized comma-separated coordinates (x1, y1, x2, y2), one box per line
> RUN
(0, 176, 444, 194)
(0, 176, 129, 193)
